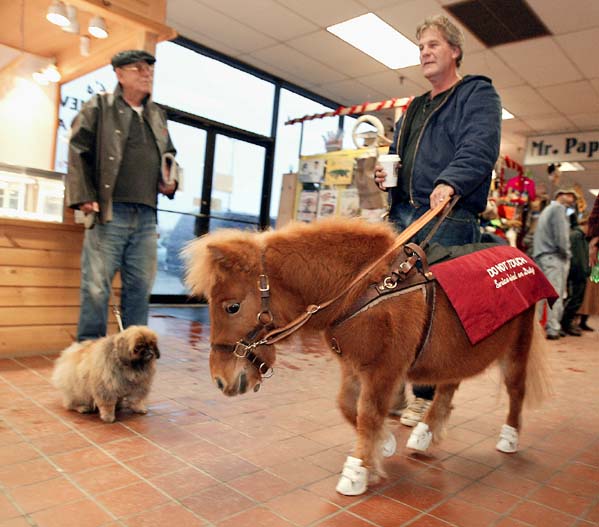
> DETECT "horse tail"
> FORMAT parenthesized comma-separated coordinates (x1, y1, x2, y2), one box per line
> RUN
(524, 314, 553, 408)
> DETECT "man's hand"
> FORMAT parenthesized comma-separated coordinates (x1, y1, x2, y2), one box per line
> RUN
(159, 180, 177, 196)
(430, 183, 454, 209)
(590, 236, 599, 268)
(79, 201, 99, 214)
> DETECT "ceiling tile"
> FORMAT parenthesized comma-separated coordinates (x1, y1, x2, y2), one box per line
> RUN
(195, 0, 318, 40)
(461, 50, 523, 89)
(501, 119, 534, 135)
(238, 54, 318, 91)
(494, 37, 582, 87)
(357, 69, 427, 99)
(527, 0, 599, 35)
(287, 30, 388, 77)
(498, 85, 558, 118)
(358, 0, 414, 9)
(249, 44, 348, 85)
(167, 0, 276, 53)
(591, 78, 599, 95)
(557, 28, 599, 79)
(0, 43, 20, 70)
(521, 114, 577, 134)
(568, 112, 599, 130)
(277, 0, 368, 27)
(378, 0, 486, 54)
(318, 78, 388, 105)
(538, 81, 599, 116)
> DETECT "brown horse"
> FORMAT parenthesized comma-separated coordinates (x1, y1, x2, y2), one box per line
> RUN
(184, 218, 550, 496)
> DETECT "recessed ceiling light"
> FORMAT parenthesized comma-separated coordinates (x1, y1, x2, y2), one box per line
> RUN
(44, 64, 61, 83)
(502, 108, 514, 120)
(589, 188, 598, 196)
(559, 161, 584, 171)
(89, 16, 108, 39)
(46, 0, 69, 27)
(327, 13, 420, 70)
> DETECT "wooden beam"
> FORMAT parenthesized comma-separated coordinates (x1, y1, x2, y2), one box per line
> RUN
(67, 0, 177, 41)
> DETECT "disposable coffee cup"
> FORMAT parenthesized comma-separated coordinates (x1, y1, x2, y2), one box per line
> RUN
(378, 154, 400, 188)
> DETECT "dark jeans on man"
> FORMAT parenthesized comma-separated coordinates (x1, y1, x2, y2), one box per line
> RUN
(562, 275, 587, 330)
(389, 201, 481, 400)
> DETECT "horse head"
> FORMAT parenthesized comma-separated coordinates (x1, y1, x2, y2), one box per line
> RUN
(184, 229, 275, 396)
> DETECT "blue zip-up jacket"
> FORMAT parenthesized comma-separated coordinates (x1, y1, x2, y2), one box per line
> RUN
(389, 75, 501, 214)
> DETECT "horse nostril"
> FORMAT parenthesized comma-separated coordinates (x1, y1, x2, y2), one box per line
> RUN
(215, 378, 224, 391)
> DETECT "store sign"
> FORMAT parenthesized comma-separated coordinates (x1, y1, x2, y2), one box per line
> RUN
(524, 131, 599, 165)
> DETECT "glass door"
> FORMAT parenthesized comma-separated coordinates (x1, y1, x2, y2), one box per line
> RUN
(207, 134, 266, 232)
(152, 121, 206, 296)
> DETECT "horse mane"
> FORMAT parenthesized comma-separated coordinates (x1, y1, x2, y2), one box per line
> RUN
(183, 228, 262, 298)
(185, 218, 399, 301)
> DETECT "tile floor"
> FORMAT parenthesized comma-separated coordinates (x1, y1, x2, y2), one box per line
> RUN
(0, 309, 597, 527)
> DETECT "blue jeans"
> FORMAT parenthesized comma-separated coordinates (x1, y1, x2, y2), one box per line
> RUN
(389, 202, 481, 246)
(77, 203, 158, 341)
(389, 202, 481, 401)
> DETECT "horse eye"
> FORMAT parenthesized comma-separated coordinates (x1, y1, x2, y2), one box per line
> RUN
(225, 303, 240, 314)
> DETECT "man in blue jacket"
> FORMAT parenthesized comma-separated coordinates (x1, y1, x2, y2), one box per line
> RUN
(374, 15, 502, 429)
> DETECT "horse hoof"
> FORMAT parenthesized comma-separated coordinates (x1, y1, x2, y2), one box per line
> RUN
(496, 424, 518, 453)
(336, 456, 368, 496)
(382, 431, 397, 457)
(406, 422, 432, 452)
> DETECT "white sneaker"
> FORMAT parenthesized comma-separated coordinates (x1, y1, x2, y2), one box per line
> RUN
(399, 397, 432, 427)
(496, 424, 518, 453)
(382, 431, 397, 457)
(336, 456, 368, 496)
(406, 422, 433, 452)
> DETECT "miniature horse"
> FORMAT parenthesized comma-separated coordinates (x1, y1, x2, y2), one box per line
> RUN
(184, 218, 550, 495)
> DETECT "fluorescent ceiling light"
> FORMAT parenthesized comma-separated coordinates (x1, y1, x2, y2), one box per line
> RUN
(559, 161, 584, 171)
(501, 108, 514, 120)
(327, 13, 419, 69)
(589, 188, 598, 196)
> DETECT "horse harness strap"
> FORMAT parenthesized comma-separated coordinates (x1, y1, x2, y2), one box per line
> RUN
(332, 242, 437, 366)
(219, 196, 455, 380)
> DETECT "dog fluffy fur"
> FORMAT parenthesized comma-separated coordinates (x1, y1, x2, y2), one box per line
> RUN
(52, 326, 160, 423)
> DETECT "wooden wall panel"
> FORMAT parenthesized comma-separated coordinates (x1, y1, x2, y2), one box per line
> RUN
(0, 218, 120, 358)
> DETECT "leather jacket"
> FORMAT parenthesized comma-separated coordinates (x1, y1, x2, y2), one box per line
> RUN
(66, 84, 176, 224)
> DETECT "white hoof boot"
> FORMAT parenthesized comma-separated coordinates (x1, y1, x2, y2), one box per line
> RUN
(496, 424, 518, 453)
(382, 431, 397, 457)
(406, 422, 432, 452)
(336, 456, 368, 496)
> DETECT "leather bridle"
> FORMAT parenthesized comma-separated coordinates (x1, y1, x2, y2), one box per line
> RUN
(211, 196, 459, 380)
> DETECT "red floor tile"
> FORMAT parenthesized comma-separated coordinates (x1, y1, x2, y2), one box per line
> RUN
(123, 503, 206, 527)
(182, 484, 255, 522)
(429, 497, 500, 527)
(149, 466, 216, 499)
(0, 310, 597, 526)
(510, 500, 578, 527)
(266, 489, 340, 526)
(10, 476, 85, 514)
(94, 482, 170, 518)
(216, 506, 295, 527)
(29, 498, 113, 527)
(348, 495, 420, 527)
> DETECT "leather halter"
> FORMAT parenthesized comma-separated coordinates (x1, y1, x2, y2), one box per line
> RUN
(211, 196, 458, 380)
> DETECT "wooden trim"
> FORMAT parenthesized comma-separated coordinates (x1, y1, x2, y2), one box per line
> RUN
(67, 0, 177, 41)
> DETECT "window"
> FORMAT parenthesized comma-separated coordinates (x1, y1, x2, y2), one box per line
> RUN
(154, 42, 275, 136)
(271, 89, 338, 218)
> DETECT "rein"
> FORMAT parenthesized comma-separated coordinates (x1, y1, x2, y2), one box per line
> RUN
(216, 195, 459, 379)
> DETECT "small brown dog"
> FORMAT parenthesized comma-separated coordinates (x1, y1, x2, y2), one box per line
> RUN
(52, 326, 160, 423)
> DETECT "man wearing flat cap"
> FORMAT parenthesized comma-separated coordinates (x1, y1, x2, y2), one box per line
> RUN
(66, 49, 178, 341)
(533, 189, 579, 340)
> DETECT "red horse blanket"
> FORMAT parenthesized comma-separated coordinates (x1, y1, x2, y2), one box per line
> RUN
(431, 245, 558, 345)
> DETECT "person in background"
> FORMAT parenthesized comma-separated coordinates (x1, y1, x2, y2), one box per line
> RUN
(561, 212, 590, 336)
(373, 14, 501, 426)
(532, 189, 578, 340)
(588, 194, 599, 269)
(66, 49, 178, 341)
